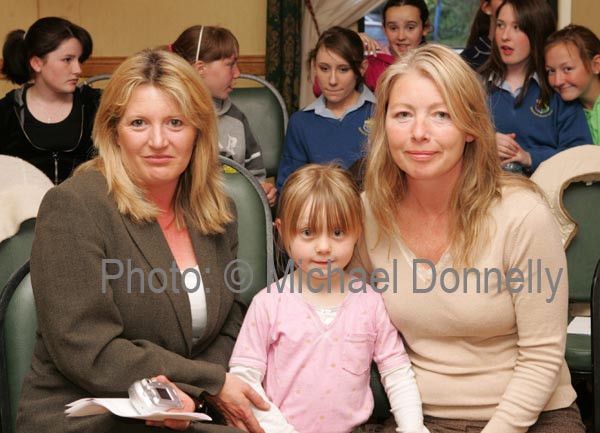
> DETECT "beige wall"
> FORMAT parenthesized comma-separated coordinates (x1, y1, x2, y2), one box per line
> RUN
(2, 1, 599, 95)
(571, 0, 600, 36)
(0, 0, 266, 94)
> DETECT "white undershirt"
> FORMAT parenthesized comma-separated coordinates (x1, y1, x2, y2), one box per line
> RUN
(182, 266, 207, 341)
(313, 304, 339, 325)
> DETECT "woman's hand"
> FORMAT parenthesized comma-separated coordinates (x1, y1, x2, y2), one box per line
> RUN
(358, 32, 382, 56)
(495, 132, 532, 168)
(204, 372, 269, 433)
(144, 375, 196, 431)
(261, 182, 277, 207)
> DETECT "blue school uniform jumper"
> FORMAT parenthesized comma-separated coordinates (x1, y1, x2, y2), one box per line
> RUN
(276, 86, 375, 191)
(488, 74, 592, 174)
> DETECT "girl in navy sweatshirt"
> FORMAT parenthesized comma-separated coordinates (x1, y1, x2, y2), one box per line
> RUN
(480, 0, 591, 175)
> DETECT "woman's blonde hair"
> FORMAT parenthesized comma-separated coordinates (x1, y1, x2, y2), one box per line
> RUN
(365, 44, 535, 265)
(78, 49, 233, 234)
(276, 164, 364, 253)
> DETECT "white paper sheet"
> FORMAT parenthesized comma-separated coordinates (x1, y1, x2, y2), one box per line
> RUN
(65, 398, 211, 422)
(567, 316, 591, 336)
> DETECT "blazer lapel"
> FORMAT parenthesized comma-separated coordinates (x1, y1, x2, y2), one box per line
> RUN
(121, 216, 193, 352)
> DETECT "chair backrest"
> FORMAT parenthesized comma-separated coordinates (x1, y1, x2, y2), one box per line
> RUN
(0, 261, 36, 433)
(220, 156, 274, 304)
(80, 74, 112, 89)
(230, 74, 288, 179)
(0, 219, 35, 295)
(562, 181, 600, 303)
(0, 154, 51, 298)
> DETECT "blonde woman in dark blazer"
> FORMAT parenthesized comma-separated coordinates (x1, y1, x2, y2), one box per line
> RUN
(17, 49, 268, 433)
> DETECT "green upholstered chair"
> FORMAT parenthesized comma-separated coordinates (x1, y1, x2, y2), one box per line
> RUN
(560, 181, 600, 432)
(0, 261, 35, 433)
(530, 145, 600, 431)
(220, 156, 275, 305)
(230, 74, 288, 179)
(562, 181, 600, 377)
(0, 219, 36, 295)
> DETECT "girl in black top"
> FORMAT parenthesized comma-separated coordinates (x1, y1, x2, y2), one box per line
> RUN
(0, 17, 101, 184)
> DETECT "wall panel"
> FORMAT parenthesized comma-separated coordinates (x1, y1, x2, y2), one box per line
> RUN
(0, 0, 266, 94)
(571, 0, 600, 36)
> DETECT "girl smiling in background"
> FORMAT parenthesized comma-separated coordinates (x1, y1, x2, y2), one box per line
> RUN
(545, 24, 600, 144)
(314, 0, 430, 96)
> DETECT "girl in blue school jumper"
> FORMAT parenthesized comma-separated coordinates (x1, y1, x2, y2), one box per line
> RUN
(480, 0, 592, 175)
(276, 27, 375, 191)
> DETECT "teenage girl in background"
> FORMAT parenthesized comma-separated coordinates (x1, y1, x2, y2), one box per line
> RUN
(480, 0, 592, 174)
(315, 0, 430, 96)
(545, 24, 600, 144)
(170, 25, 277, 206)
(231, 164, 429, 433)
(277, 27, 375, 191)
(0, 17, 101, 184)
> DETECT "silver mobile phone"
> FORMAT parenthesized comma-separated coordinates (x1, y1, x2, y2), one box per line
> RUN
(128, 378, 184, 414)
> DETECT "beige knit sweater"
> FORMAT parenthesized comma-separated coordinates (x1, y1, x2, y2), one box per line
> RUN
(354, 186, 576, 433)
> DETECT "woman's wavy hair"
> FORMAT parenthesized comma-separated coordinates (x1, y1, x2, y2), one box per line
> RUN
(2, 16, 93, 85)
(364, 44, 535, 266)
(481, 0, 556, 108)
(78, 49, 233, 234)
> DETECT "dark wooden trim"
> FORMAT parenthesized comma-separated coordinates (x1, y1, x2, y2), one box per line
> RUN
(237, 55, 266, 76)
(0, 54, 266, 78)
(81, 56, 124, 76)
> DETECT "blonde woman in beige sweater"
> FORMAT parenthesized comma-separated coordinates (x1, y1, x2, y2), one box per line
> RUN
(354, 44, 585, 433)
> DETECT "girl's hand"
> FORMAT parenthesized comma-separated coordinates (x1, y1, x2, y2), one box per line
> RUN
(144, 375, 196, 431)
(495, 132, 532, 167)
(261, 182, 277, 207)
(204, 373, 269, 433)
(358, 32, 382, 56)
(496, 132, 518, 159)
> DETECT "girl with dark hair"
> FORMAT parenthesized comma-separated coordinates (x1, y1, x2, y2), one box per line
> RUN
(380, 0, 430, 58)
(461, 0, 502, 70)
(315, 0, 430, 96)
(545, 24, 600, 144)
(277, 26, 376, 191)
(169, 25, 276, 206)
(480, 0, 591, 174)
(0, 17, 101, 184)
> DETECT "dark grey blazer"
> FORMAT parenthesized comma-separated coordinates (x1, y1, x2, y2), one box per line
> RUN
(17, 169, 245, 433)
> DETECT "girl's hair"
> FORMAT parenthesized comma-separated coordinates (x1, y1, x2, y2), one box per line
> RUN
(365, 44, 536, 266)
(546, 24, 600, 73)
(308, 26, 365, 90)
(2, 17, 93, 85)
(466, 6, 491, 47)
(481, 0, 556, 108)
(383, 0, 430, 45)
(276, 164, 364, 252)
(77, 49, 233, 234)
(170, 25, 239, 64)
